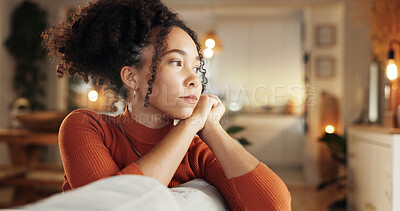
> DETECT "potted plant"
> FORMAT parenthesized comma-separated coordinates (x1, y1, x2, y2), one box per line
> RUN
(317, 132, 347, 211)
(4, 0, 48, 111)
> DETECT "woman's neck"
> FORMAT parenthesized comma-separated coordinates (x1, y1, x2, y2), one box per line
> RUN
(128, 104, 173, 129)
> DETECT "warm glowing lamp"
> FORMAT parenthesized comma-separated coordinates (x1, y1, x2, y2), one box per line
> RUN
(205, 39, 216, 49)
(201, 31, 223, 59)
(88, 90, 98, 102)
(387, 49, 398, 80)
(325, 125, 335, 134)
(203, 48, 214, 59)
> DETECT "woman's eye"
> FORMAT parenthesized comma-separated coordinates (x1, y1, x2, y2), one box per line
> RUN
(171, 61, 182, 66)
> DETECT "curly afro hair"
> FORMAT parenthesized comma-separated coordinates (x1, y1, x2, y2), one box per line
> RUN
(42, 0, 207, 111)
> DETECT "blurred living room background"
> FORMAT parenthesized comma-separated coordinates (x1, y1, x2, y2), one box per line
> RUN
(0, 0, 399, 210)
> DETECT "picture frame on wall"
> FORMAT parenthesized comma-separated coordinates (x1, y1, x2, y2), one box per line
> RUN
(315, 56, 335, 79)
(315, 24, 336, 47)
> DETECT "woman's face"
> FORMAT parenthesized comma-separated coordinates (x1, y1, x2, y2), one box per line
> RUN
(134, 27, 203, 120)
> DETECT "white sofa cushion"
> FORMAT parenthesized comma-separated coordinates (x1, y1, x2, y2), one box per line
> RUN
(20, 175, 228, 211)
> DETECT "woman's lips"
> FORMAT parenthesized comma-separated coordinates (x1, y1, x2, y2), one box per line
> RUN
(179, 95, 198, 104)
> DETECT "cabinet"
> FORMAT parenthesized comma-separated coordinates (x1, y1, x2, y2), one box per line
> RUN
(227, 113, 304, 167)
(347, 126, 400, 211)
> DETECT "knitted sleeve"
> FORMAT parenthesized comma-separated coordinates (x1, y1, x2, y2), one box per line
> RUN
(59, 110, 143, 190)
(188, 137, 291, 211)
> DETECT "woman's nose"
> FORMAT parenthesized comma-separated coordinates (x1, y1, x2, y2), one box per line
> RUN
(184, 69, 201, 88)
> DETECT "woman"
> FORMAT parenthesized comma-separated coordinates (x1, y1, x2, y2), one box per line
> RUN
(43, 0, 291, 210)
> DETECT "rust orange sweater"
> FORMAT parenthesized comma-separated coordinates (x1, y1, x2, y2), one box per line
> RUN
(58, 108, 291, 211)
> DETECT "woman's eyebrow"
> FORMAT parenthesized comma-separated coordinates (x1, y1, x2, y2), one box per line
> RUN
(165, 49, 200, 61)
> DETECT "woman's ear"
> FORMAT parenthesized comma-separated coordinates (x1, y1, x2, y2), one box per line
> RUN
(120, 66, 138, 89)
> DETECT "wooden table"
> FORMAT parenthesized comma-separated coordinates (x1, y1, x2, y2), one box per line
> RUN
(0, 128, 59, 144)
(0, 128, 64, 207)
(0, 129, 59, 168)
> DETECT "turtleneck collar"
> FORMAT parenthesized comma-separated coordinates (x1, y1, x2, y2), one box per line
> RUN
(117, 107, 174, 145)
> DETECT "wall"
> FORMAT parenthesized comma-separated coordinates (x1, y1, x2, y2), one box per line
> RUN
(303, 3, 345, 183)
(212, 13, 304, 109)
(343, 0, 371, 128)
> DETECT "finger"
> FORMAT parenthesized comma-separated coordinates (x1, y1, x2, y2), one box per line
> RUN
(208, 96, 221, 108)
(208, 97, 219, 108)
(199, 94, 219, 110)
(200, 94, 217, 104)
(212, 96, 222, 105)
